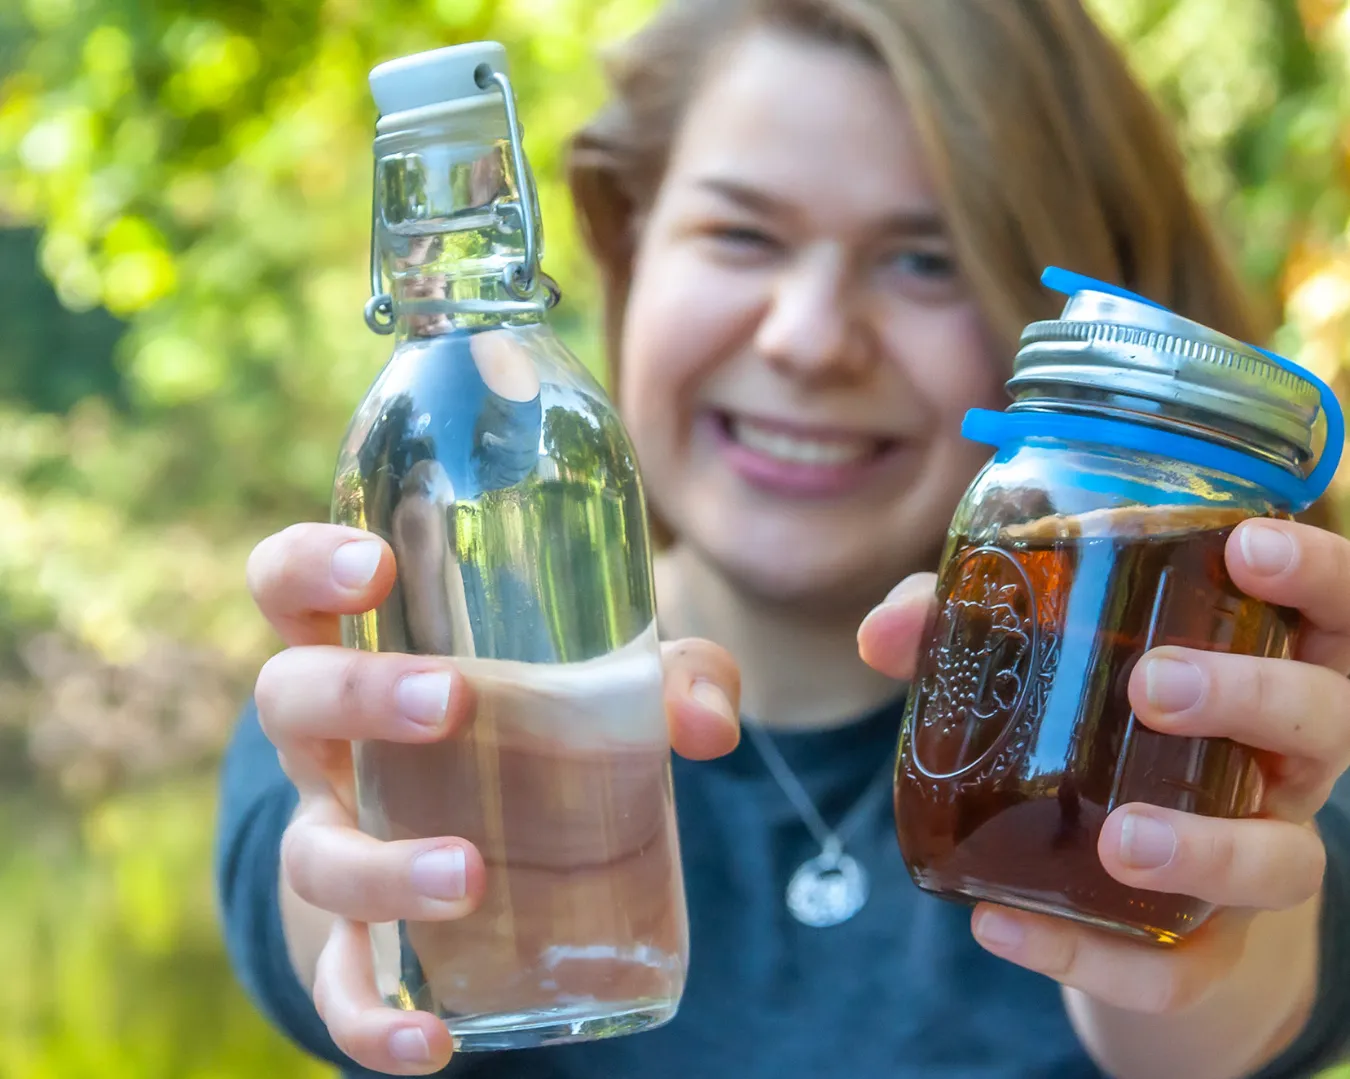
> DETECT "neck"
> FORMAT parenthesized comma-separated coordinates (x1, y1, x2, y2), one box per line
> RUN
(655, 545, 903, 732)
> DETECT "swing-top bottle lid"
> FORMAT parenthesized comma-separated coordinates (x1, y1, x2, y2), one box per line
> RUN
(369, 42, 508, 121)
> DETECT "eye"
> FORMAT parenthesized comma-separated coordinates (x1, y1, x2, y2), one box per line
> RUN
(886, 248, 957, 280)
(694, 220, 783, 267)
(709, 224, 780, 251)
(879, 246, 964, 303)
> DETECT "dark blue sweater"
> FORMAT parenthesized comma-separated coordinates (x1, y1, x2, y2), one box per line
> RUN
(217, 697, 1350, 1078)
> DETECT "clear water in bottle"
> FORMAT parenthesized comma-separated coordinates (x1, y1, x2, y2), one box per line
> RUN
(333, 325, 688, 1049)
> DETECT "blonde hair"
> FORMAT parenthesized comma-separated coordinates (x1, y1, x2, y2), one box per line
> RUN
(567, 0, 1272, 377)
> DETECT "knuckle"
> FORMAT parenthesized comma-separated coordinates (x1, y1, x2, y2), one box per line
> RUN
(254, 652, 291, 731)
(245, 534, 281, 605)
(335, 651, 368, 718)
(1228, 658, 1267, 725)
(1197, 825, 1238, 888)
(279, 819, 318, 900)
(1294, 666, 1339, 748)
(1325, 531, 1350, 601)
(445, 669, 477, 734)
(1037, 926, 1081, 982)
(346, 862, 386, 919)
(248, 525, 304, 602)
(1325, 671, 1350, 761)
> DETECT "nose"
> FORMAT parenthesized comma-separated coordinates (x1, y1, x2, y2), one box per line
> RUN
(754, 248, 873, 384)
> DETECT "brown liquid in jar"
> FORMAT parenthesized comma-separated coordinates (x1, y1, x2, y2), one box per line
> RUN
(894, 505, 1299, 945)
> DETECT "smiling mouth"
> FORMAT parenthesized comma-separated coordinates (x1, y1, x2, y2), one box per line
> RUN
(715, 411, 896, 467)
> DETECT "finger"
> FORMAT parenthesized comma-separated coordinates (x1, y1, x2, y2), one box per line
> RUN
(857, 574, 938, 680)
(283, 800, 486, 923)
(312, 918, 454, 1074)
(247, 524, 396, 647)
(661, 638, 741, 761)
(1129, 646, 1350, 776)
(1098, 805, 1326, 911)
(256, 648, 475, 770)
(1227, 520, 1350, 671)
(971, 903, 1249, 1015)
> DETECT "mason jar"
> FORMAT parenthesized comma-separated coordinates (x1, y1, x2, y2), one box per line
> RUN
(893, 268, 1343, 945)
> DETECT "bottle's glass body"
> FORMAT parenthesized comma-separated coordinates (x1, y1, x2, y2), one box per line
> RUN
(332, 81, 686, 1049)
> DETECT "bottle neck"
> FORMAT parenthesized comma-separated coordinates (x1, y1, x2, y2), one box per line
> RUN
(389, 230, 545, 340)
(374, 127, 547, 339)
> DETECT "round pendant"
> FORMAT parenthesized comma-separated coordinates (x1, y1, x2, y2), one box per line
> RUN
(786, 849, 869, 927)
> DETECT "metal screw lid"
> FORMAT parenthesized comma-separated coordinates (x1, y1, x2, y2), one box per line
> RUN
(1010, 289, 1323, 473)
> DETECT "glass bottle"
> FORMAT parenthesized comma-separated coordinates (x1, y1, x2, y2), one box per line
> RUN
(331, 43, 688, 1049)
(893, 268, 1344, 945)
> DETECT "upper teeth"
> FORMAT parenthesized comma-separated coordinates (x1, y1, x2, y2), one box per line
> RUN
(731, 419, 876, 465)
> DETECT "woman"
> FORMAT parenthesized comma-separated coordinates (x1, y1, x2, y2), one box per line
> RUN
(218, 1, 1350, 1075)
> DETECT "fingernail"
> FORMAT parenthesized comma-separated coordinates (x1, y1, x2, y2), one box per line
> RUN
(1240, 523, 1294, 576)
(331, 539, 382, 589)
(1119, 812, 1177, 869)
(974, 909, 1025, 951)
(1144, 657, 1204, 713)
(389, 1026, 431, 1064)
(411, 846, 467, 901)
(691, 680, 736, 723)
(397, 673, 453, 728)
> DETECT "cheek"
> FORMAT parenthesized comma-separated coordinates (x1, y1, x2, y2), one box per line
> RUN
(885, 304, 1006, 417)
(619, 244, 764, 427)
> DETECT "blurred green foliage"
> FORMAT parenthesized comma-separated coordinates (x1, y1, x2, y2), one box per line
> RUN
(0, 0, 1349, 1075)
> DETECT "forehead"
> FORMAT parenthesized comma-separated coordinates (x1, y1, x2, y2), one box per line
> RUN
(666, 28, 939, 218)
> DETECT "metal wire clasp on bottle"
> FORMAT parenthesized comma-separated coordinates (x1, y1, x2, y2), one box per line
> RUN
(362, 65, 560, 335)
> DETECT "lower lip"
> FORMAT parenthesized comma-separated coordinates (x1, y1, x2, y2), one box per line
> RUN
(706, 414, 898, 498)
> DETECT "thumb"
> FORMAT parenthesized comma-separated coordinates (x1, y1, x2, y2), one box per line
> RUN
(660, 638, 741, 761)
(858, 574, 938, 681)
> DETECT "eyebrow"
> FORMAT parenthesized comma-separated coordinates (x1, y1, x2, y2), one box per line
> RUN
(693, 176, 948, 237)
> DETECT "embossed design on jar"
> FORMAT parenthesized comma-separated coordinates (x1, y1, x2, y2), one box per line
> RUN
(910, 546, 1041, 781)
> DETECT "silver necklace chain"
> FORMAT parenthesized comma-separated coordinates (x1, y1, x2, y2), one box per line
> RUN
(741, 718, 895, 927)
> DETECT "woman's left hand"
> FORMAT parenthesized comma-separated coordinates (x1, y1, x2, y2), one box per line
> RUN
(859, 517, 1350, 1015)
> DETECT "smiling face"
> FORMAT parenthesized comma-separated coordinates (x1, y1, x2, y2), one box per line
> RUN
(618, 27, 1007, 612)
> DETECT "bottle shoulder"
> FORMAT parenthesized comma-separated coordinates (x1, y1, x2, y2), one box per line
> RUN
(333, 322, 643, 526)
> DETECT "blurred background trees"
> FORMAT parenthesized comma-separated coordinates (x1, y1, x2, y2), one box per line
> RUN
(0, 0, 1348, 1074)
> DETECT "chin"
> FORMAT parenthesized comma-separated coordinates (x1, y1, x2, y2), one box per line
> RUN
(691, 518, 903, 614)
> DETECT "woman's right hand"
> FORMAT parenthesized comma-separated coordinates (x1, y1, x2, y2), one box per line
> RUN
(246, 522, 741, 1075)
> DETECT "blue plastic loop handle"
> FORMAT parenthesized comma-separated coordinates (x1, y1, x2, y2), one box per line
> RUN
(974, 266, 1345, 511)
(1040, 266, 1169, 312)
(1247, 343, 1345, 515)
